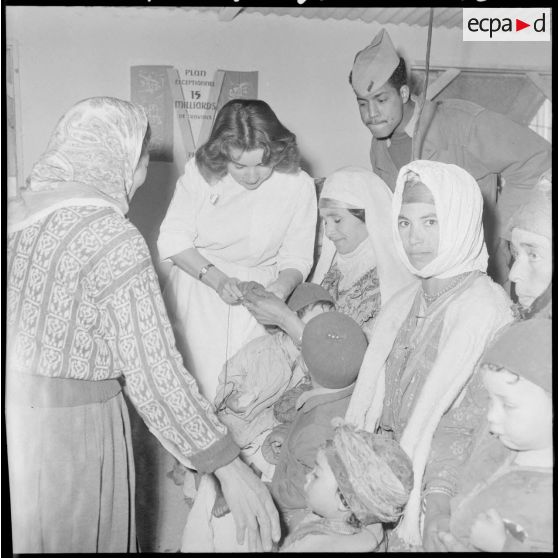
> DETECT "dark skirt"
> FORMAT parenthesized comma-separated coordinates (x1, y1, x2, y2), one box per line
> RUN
(6, 376, 137, 553)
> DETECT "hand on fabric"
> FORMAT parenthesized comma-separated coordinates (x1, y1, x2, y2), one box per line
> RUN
(422, 492, 452, 552)
(238, 280, 269, 299)
(266, 280, 289, 301)
(437, 531, 471, 552)
(214, 457, 281, 552)
(469, 508, 507, 552)
(217, 277, 244, 305)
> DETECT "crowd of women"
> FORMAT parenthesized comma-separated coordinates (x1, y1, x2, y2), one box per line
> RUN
(6, 95, 552, 553)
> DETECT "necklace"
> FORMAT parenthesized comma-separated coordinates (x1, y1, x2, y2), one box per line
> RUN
(422, 272, 471, 304)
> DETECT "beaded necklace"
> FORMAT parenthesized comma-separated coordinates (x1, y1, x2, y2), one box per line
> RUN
(421, 271, 472, 304)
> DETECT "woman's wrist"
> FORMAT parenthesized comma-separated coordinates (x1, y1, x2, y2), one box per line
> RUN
(198, 263, 215, 281)
(201, 265, 228, 292)
(424, 491, 451, 519)
(273, 269, 303, 300)
(282, 311, 305, 345)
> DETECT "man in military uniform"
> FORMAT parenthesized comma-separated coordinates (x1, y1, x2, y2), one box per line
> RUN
(350, 29, 551, 287)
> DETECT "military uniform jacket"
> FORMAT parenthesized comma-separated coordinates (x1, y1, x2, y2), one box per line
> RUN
(370, 98, 551, 246)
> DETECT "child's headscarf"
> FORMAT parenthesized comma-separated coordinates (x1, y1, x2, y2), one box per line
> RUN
(393, 160, 488, 279)
(324, 421, 413, 525)
(313, 167, 416, 304)
(9, 97, 148, 231)
(504, 169, 552, 241)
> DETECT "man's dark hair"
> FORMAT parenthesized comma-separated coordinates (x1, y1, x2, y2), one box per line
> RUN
(348, 57, 408, 92)
(387, 57, 408, 91)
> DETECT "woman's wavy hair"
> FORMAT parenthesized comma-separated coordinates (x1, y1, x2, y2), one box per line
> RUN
(196, 99, 300, 182)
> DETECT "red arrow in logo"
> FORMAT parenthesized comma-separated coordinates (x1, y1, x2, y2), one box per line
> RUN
(516, 19, 530, 31)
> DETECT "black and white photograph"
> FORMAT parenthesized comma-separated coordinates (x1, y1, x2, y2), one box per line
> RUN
(4, 2, 552, 554)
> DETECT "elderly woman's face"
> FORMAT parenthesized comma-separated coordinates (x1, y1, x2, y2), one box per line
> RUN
(319, 207, 368, 254)
(129, 152, 150, 198)
(509, 228, 552, 308)
(226, 147, 274, 190)
(398, 202, 439, 269)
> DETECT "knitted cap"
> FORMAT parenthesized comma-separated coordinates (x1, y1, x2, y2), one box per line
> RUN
(301, 312, 367, 389)
(324, 423, 414, 525)
(504, 170, 552, 241)
(352, 29, 400, 95)
(287, 282, 336, 313)
(482, 319, 552, 392)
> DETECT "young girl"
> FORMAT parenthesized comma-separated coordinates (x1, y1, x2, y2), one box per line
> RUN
(280, 422, 414, 552)
(440, 319, 552, 552)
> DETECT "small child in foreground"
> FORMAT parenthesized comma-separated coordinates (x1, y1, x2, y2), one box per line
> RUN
(269, 311, 369, 522)
(280, 422, 414, 552)
(214, 282, 335, 485)
(439, 319, 553, 552)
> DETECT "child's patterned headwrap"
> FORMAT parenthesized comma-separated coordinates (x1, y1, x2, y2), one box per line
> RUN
(324, 420, 414, 525)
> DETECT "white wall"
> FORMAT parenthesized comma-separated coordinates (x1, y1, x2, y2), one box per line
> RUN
(7, 6, 551, 256)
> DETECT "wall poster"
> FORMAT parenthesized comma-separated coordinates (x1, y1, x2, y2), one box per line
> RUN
(131, 65, 258, 163)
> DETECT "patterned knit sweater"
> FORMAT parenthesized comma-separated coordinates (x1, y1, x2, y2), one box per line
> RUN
(6, 205, 239, 473)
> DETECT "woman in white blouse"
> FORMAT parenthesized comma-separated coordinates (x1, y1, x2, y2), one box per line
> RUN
(158, 99, 317, 400)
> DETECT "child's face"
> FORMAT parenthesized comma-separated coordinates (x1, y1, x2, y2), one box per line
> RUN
(304, 449, 345, 519)
(482, 365, 552, 452)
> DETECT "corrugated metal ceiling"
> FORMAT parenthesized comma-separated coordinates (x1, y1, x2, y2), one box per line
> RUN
(185, 6, 462, 29)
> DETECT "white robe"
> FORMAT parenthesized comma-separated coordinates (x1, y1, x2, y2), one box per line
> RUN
(158, 158, 317, 400)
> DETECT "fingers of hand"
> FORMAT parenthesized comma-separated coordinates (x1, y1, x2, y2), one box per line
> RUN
(263, 494, 281, 542)
(232, 513, 246, 546)
(246, 526, 261, 553)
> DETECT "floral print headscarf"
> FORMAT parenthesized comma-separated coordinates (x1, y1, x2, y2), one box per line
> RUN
(26, 97, 148, 210)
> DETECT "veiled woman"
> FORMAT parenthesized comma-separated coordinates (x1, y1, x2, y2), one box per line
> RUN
(244, 166, 415, 341)
(345, 160, 514, 550)
(6, 97, 280, 554)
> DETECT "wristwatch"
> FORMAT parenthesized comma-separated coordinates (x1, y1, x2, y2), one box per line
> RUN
(198, 263, 215, 281)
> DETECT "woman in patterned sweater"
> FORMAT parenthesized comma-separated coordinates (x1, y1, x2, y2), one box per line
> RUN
(5, 97, 279, 553)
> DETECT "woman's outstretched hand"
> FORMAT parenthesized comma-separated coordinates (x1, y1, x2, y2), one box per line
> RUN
(216, 277, 244, 305)
(242, 288, 290, 327)
(214, 457, 281, 552)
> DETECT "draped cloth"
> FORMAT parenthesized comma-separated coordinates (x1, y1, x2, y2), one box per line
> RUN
(312, 166, 416, 304)
(8, 96, 148, 232)
(345, 160, 512, 546)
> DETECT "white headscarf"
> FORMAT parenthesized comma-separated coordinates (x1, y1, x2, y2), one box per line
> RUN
(8, 97, 148, 232)
(312, 167, 415, 304)
(393, 160, 488, 279)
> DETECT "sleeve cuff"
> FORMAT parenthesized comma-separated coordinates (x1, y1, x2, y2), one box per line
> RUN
(422, 483, 456, 499)
(188, 431, 240, 474)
